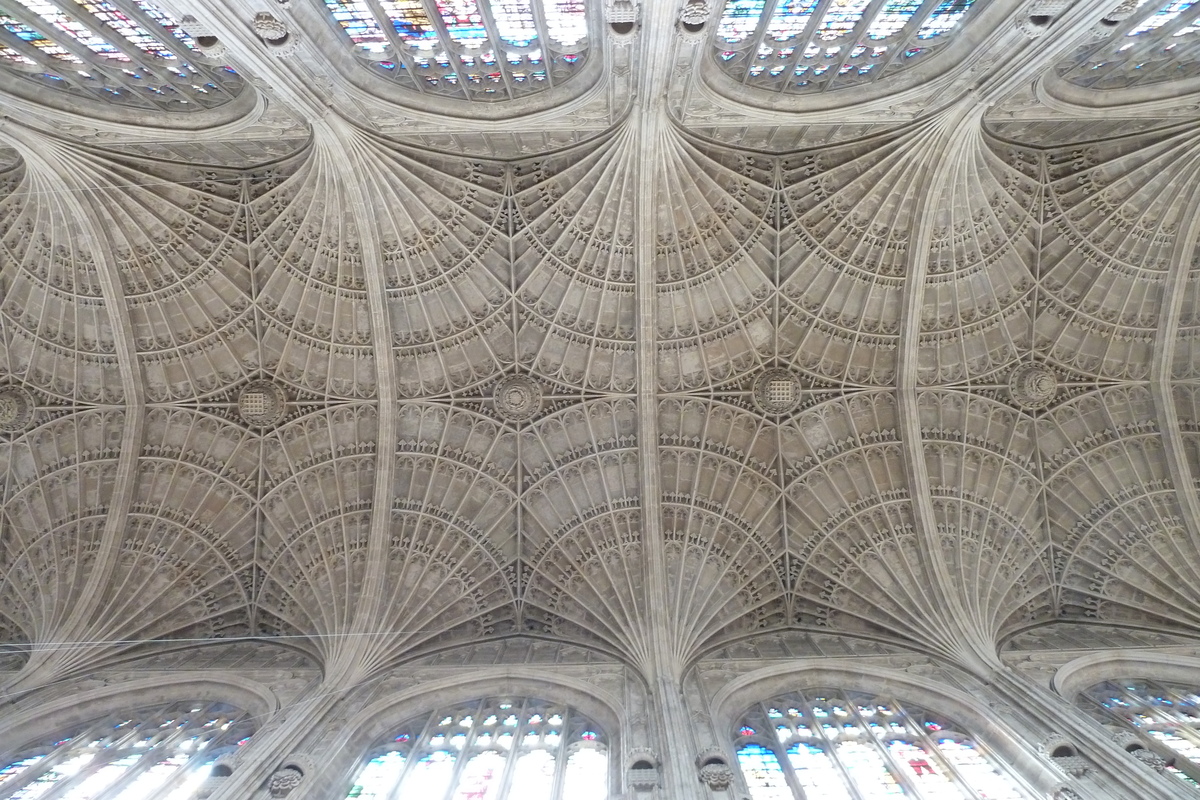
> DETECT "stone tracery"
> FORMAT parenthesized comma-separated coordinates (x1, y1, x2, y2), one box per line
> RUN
(0, 0, 1199, 797)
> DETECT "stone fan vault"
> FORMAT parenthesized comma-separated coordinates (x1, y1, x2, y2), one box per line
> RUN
(2, 0, 1200, 797)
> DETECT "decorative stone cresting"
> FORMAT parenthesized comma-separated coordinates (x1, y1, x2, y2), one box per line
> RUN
(679, 0, 709, 25)
(752, 368, 802, 415)
(253, 12, 299, 56)
(698, 761, 735, 790)
(267, 766, 303, 797)
(238, 380, 288, 427)
(0, 385, 35, 433)
(627, 748, 660, 791)
(253, 12, 288, 40)
(1129, 746, 1169, 773)
(1008, 363, 1058, 410)
(493, 375, 543, 422)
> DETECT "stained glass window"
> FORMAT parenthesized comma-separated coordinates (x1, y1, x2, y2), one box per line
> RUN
(0, 0, 241, 111)
(321, 0, 589, 101)
(1083, 679, 1200, 789)
(1055, 0, 1200, 90)
(735, 690, 1033, 799)
(343, 697, 608, 800)
(713, 0, 979, 94)
(0, 702, 254, 800)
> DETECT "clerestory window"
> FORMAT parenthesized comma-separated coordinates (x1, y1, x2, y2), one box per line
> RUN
(343, 696, 608, 800)
(0, 701, 253, 800)
(713, 0, 980, 94)
(0, 0, 241, 111)
(1082, 679, 1200, 790)
(1055, 0, 1200, 90)
(322, 0, 589, 101)
(734, 689, 1035, 799)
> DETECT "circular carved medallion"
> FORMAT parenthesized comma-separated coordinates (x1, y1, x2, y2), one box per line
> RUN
(238, 380, 287, 427)
(752, 368, 802, 415)
(1008, 364, 1058, 410)
(0, 386, 34, 433)
(493, 375, 543, 422)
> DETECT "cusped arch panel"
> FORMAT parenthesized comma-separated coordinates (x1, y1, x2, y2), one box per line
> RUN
(658, 398, 790, 659)
(916, 130, 1038, 384)
(1039, 127, 1200, 379)
(659, 398, 782, 540)
(512, 130, 637, 391)
(250, 143, 380, 399)
(919, 392, 1051, 639)
(520, 398, 640, 555)
(392, 403, 519, 559)
(84, 157, 254, 402)
(1041, 387, 1200, 629)
(371, 139, 512, 397)
(92, 513, 253, 644)
(0, 155, 124, 402)
(0, 409, 126, 641)
(654, 130, 775, 392)
(523, 507, 649, 666)
(258, 403, 520, 668)
(776, 130, 924, 386)
(661, 506, 788, 662)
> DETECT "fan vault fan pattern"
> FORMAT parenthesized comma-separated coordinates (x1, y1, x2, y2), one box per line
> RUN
(2, 0, 1200, 797)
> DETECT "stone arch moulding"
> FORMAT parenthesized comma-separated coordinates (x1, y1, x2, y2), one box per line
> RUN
(706, 660, 1063, 795)
(1052, 651, 1200, 700)
(0, 79, 267, 139)
(1036, 69, 1200, 114)
(0, 672, 279, 760)
(0, 65, 262, 134)
(332, 669, 628, 790)
(292, 0, 609, 123)
(692, 0, 1017, 116)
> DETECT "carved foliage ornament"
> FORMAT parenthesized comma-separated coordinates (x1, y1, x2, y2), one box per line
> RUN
(698, 761, 735, 789)
(1008, 363, 1058, 410)
(267, 766, 304, 797)
(0, 386, 35, 433)
(493, 375, 543, 422)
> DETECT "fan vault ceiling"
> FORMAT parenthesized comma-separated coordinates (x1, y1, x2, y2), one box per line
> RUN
(1, 0, 1200, 711)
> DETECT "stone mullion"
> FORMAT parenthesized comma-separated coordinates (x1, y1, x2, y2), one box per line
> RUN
(1149, 158, 1200, 592)
(894, 104, 998, 673)
(0, 127, 145, 693)
(989, 667, 1184, 799)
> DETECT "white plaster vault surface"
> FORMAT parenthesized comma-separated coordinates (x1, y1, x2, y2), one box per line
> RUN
(2, 0, 1200, 795)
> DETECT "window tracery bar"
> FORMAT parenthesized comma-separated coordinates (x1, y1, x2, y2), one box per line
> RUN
(1054, 0, 1200, 89)
(713, 0, 978, 93)
(321, 0, 589, 101)
(343, 697, 608, 800)
(0, 0, 241, 111)
(0, 702, 253, 800)
(734, 690, 1033, 800)
(1083, 679, 1200, 789)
